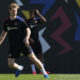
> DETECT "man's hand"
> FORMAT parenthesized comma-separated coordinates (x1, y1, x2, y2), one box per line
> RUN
(0, 31, 7, 45)
(35, 9, 40, 15)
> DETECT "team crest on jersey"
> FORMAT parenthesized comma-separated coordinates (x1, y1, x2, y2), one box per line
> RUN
(14, 23, 18, 26)
(34, 20, 37, 23)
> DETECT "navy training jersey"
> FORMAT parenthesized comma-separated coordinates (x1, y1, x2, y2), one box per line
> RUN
(26, 18, 41, 40)
(3, 16, 28, 46)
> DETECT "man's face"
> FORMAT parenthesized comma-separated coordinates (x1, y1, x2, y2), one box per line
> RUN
(30, 13, 35, 19)
(9, 7, 18, 16)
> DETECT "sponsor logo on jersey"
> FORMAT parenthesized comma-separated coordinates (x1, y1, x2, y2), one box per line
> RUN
(7, 27, 18, 31)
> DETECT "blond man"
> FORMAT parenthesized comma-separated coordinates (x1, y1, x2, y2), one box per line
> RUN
(0, 2, 49, 78)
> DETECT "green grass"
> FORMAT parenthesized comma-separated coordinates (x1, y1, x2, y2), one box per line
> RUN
(0, 74, 80, 80)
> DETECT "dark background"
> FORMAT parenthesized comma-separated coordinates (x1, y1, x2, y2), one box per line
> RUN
(0, 0, 80, 74)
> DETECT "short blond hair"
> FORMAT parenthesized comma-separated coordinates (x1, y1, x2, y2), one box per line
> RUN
(9, 2, 19, 10)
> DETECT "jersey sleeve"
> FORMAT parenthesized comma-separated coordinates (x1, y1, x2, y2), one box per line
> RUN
(3, 21, 7, 32)
(20, 18, 29, 30)
(37, 18, 46, 25)
(22, 20, 29, 29)
(17, 16, 29, 29)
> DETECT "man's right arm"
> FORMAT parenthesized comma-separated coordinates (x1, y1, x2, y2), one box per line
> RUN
(0, 31, 7, 45)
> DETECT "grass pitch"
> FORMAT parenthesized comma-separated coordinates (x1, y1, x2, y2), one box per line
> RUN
(0, 74, 80, 80)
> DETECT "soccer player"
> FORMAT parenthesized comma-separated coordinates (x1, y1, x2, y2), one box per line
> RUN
(26, 9, 50, 74)
(0, 2, 49, 78)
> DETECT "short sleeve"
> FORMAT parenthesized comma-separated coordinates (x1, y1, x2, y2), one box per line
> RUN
(3, 21, 7, 32)
(17, 16, 29, 29)
(22, 20, 29, 29)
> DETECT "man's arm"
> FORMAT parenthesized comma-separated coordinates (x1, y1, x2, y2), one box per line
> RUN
(35, 9, 47, 22)
(0, 31, 7, 45)
(24, 28, 31, 46)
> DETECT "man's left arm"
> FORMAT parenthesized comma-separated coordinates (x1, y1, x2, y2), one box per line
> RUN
(35, 9, 47, 22)
(24, 28, 31, 46)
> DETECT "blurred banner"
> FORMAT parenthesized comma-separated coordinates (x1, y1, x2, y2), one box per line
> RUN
(0, 0, 80, 73)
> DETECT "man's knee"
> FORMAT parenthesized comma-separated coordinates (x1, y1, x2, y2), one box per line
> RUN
(28, 53, 38, 62)
(8, 58, 15, 68)
(8, 63, 14, 68)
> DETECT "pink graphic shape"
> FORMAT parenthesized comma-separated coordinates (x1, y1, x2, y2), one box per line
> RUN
(50, 7, 72, 56)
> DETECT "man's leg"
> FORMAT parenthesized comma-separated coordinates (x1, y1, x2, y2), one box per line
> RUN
(8, 58, 24, 77)
(37, 54, 44, 64)
(28, 53, 49, 78)
(30, 53, 44, 74)
(37, 54, 50, 74)
(30, 42, 43, 74)
(30, 60, 36, 74)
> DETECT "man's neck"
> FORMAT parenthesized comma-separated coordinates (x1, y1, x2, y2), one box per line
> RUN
(10, 16, 16, 20)
(31, 17, 36, 21)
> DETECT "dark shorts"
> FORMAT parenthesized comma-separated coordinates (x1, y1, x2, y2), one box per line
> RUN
(30, 40, 42, 54)
(8, 41, 33, 59)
